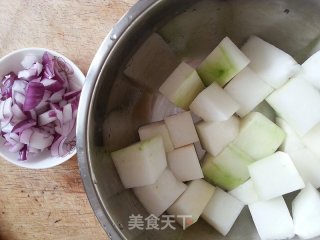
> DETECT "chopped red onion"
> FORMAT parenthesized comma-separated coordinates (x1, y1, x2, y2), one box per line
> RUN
(12, 119, 36, 133)
(0, 51, 81, 160)
(50, 89, 65, 103)
(29, 129, 54, 149)
(1, 73, 16, 100)
(38, 110, 57, 126)
(21, 55, 37, 69)
(23, 82, 45, 111)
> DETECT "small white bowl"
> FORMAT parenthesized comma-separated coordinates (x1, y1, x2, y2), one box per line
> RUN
(0, 48, 85, 169)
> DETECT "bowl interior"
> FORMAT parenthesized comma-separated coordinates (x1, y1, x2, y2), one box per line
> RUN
(0, 48, 85, 169)
(86, 0, 320, 239)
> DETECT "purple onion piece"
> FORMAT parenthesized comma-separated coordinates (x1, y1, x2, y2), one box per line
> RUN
(23, 82, 45, 111)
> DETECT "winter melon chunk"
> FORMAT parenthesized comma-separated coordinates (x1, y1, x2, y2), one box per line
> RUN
(292, 183, 320, 239)
(164, 111, 199, 148)
(266, 76, 320, 136)
(133, 169, 186, 217)
(224, 67, 273, 117)
(299, 50, 320, 90)
(159, 62, 205, 110)
(167, 179, 215, 229)
(289, 149, 320, 189)
(138, 121, 174, 152)
(111, 136, 167, 188)
(241, 35, 300, 88)
(302, 122, 320, 159)
(248, 151, 305, 200)
(190, 82, 240, 122)
(202, 146, 255, 191)
(167, 144, 203, 182)
(229, 179, 260, 205)
(276, 117, 305, 153)
(249, 197, 294, 240)
(252, 100, 276, 122)
(124, 33, 180, 91)
(197, 36, 250, 87)
(201, 187, 244, 236)
(196, 116, 240, 156)
(232, 112, 285, 160)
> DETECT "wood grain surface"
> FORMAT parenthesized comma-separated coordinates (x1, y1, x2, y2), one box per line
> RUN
(0, 1, 136, 239)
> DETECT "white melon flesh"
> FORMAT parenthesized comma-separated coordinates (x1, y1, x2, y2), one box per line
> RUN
(124, 33, 180, 91)
(276, 117, 305, 153)
(167, 179, 215, 229)
(249, 196, 294, 240)
(248, 151, 305, 200)
(133, 169, 186, 217)
(164, 111, 199, 148)
(300, 50, 320, 90)
(232, 112, 285, 160)
(111, 136, 167, 188)
(266, 76, 320, 136)
(292, 183, 320, 239)
(201, 187, 244, 236)
(202, 146, 255, 191)
(224, 67, 273, 117)
(196, 116, 240, 156)
(189, 82, 239, 122)
(302, 122, 320, 159)
(229, 179, 260, 205)
(241, 35, 300, 88)
(167, 144, 203, 182)
(197, 36, 250, 87)
(253, 101, 276, 122)
(289, 149, 320, 189)
(138, 121, 174, 152)
(159, 62, 205, 110)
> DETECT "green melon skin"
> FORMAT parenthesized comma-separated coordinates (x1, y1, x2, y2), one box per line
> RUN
(171, 71, 205, 110)
(159, 62, 205, 110)
(232, 112, 286, 160)
(197, 37, 250, 87)
(202, 145, 255, 191)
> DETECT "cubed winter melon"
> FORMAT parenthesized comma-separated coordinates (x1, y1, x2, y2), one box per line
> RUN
(241, 35, 300, 88)
(167, 179, 215, 229)
(138, 121, 174, 152)
(111, 136, 167, 188)
(202, 146, 255, 191)
(289, 149, 320, 189)
(124, 33, 180, 91)
(302, 122, 320, 159)
(232, 112, 285, 160)
(276, 117, 305, 153)
(189, 82, 239, 122)
(197, 36, 250, 87)
(266, 76, 320, 136)
(164, 111, 199, 148)
(196, 116, 240, 156)
(299, 50, 320, 90)
(167, 144, 203, 182)
(159, 62, 205, 110)
(292, 183, 320, 239)
(229, 179, 260, 205)
(252, 100, 276, 122)
(248, 151, 305, 200)
(224, 67, 273, 117)
(201, 187, 244, 236)
(249, 196, 294, 240)
(133, 169, 186, 217)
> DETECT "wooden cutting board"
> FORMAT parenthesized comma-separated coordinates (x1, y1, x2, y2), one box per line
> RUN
(0, 1, 136, 239)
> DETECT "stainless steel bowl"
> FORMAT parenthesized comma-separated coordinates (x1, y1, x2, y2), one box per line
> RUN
(77, 0, 320, 239)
